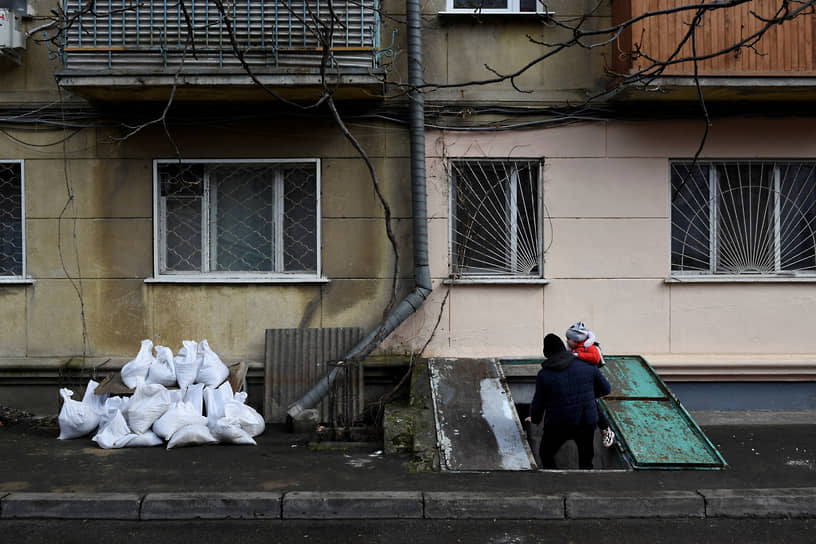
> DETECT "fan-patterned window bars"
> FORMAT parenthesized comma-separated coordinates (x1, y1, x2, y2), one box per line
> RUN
(156, 159, 319, 278)
(671, 160, 816, 276)
(449, 159, 543, 278)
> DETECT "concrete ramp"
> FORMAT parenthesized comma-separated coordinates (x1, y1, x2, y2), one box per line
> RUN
(428, 358, 536, 472)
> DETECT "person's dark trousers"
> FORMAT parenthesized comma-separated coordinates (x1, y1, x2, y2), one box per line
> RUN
(539, 424, 596, 470)
(596, 401, 611, 430)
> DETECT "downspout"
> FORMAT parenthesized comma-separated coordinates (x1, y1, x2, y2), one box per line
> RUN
(287, 0, 430, 419)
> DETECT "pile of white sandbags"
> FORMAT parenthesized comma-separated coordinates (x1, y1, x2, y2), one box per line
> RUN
(57, 339, 264, 449)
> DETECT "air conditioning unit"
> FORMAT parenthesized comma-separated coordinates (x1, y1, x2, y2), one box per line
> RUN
(0, 8, 25, 49)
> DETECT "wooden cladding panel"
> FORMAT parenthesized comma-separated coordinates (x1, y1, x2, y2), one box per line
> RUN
(615, 0, 816, 76)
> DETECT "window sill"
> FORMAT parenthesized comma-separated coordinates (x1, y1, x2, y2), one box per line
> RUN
(0, 277, 35, 285)
(145, 275, 330, 285)
(666, 274, 816, 284)
(444, 277, 548, 285)
(438, 10, 554, 18)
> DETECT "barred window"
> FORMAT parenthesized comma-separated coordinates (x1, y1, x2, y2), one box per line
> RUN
(0, 161, 24, 278)
(450, 159, 543, 278)
(156, 160, 319, 278)
(671, 160, 816, 276)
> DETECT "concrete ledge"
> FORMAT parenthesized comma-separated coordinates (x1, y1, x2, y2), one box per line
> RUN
(283, 491, 423, 519)
(701, 487, 816, 518)
(567, 491, 705, 519)
(141, 492, 281, 520)
(424, 492, 563, 519)
(1, 493, 141, 519)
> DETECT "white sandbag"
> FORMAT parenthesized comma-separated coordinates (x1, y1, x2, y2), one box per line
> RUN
(212, 416, 257, 445)
(98, 396, 130, 430)
(82, 379, 108, 416)
(153, 400, 207, 440)
(125, 383, 171, 434)
(92, 410, 136, 449)
(224, 392, 265, 437)
(167, 389, 184, 405)
(121, 339, 155, 389)
(204, 381, 234, 429)
(166, 424, 217, 449)
(173, 340, 200, 390)
(184, 383, 205, 415)
(146, 345, 177, 387)
(58, 388, 101, 440)
(196, 339, 230, 387)
(126, 430, 164, 447)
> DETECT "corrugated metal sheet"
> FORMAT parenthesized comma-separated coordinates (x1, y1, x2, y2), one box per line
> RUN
(601, 356, 727, 469)
(264, 327, 364, 424)
(60, 0, 379, 71)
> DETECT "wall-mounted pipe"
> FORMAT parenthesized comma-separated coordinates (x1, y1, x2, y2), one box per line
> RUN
(287, 0, 430, 419)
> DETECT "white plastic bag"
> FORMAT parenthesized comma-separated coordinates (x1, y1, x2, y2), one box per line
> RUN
(204, 381, 234, 429)
(82, 380, 108, 416)
(166, 424, 217, 449)
(121, 339, 155, 389)
(146, 345, 177, 387)
(173, 340, 201, 390)
(196, 339, 230, 387)
(126, 431, 164, 447)
(92, 410, 136, 449)
(153, 401, 207, 441)
(125, 383, 171, 434)
(57, 388, 101, 440)
(224, 392, 265, 437)
(184, 383, 205, 415)
(212, 416, 257, 445)
(98, 396, 130, 430)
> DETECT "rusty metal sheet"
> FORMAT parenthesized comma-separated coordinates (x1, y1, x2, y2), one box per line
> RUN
(429, 358, 536, 472)
(601, 356, 727, 469)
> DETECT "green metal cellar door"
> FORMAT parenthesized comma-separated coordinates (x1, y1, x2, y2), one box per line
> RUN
(600, 356, 727, 469)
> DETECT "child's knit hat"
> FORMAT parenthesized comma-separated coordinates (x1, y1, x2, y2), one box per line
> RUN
(566, 321, 589, 343)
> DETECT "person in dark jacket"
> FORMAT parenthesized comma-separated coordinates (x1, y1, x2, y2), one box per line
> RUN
(525, 333, 612, 469)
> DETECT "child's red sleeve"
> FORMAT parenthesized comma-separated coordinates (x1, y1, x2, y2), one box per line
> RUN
(575, 344, 602, 365)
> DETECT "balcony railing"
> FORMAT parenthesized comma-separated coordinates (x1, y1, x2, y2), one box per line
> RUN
(613, 0, 816, 77)
(59, 0, 381, 73)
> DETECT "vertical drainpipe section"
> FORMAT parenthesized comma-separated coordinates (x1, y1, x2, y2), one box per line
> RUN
(287, 0, 431, 419)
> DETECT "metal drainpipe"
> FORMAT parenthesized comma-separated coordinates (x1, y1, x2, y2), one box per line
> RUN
(287, 0, 431, 419)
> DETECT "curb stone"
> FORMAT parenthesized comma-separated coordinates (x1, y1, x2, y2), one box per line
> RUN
(424, 492, 564, 519)
(566, 491, 705, 519)
(700, 487, 816, 518)
(141, 492, 282, 520)
(1, 493, 141, 520)
(283, 491, 423, 519)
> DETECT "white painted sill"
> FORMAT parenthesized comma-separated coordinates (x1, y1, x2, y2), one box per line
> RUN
(438, 11, 554, 18)
(0, 278, 35, 285)
(145, 276, 330, 285)
(444, 277, 549, 285)
(666, 274, 816, 284)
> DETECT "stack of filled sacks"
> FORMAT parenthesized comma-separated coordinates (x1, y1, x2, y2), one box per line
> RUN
(57, 339, 264, 449)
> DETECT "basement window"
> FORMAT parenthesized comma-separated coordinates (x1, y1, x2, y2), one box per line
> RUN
(0, 160, 25, 280)
(449, 159, 544, 279)
(154, 159, 321, 281)
(671, 160, 816, 277)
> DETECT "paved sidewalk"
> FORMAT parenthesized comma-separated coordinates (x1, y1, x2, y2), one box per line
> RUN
(0, 411, 814, 520)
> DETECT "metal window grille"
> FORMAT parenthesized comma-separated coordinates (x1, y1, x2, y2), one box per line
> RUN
(157, 160, 318, 276)
(59, 0, 381, 71)
(450, 159, 543, 277)
(671, 160, 816, 275)
(0, 161, 24, 277)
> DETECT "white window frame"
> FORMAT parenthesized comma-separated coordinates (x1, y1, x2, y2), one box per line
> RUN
(443, 0, 553, 15)
(0, 159, 29, 284)
(150, 158, 325, 284)
(670, 159, 816, 279)
(448, 158, 545, 282)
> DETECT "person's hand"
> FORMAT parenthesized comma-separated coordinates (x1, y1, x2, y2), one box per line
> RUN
(524, 416, 531, 423)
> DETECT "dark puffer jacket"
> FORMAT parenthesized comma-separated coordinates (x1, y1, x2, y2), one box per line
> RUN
(530, 350, 611, 426)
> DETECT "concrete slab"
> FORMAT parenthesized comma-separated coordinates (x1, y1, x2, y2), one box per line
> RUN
(701, 487, 816, 518)
(141, 492, 282, 520)
(424, 492, 563, 519)
(283, 491, 423, 519)
(1, 493, 141, 519)
(566, 491, 705, 519)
